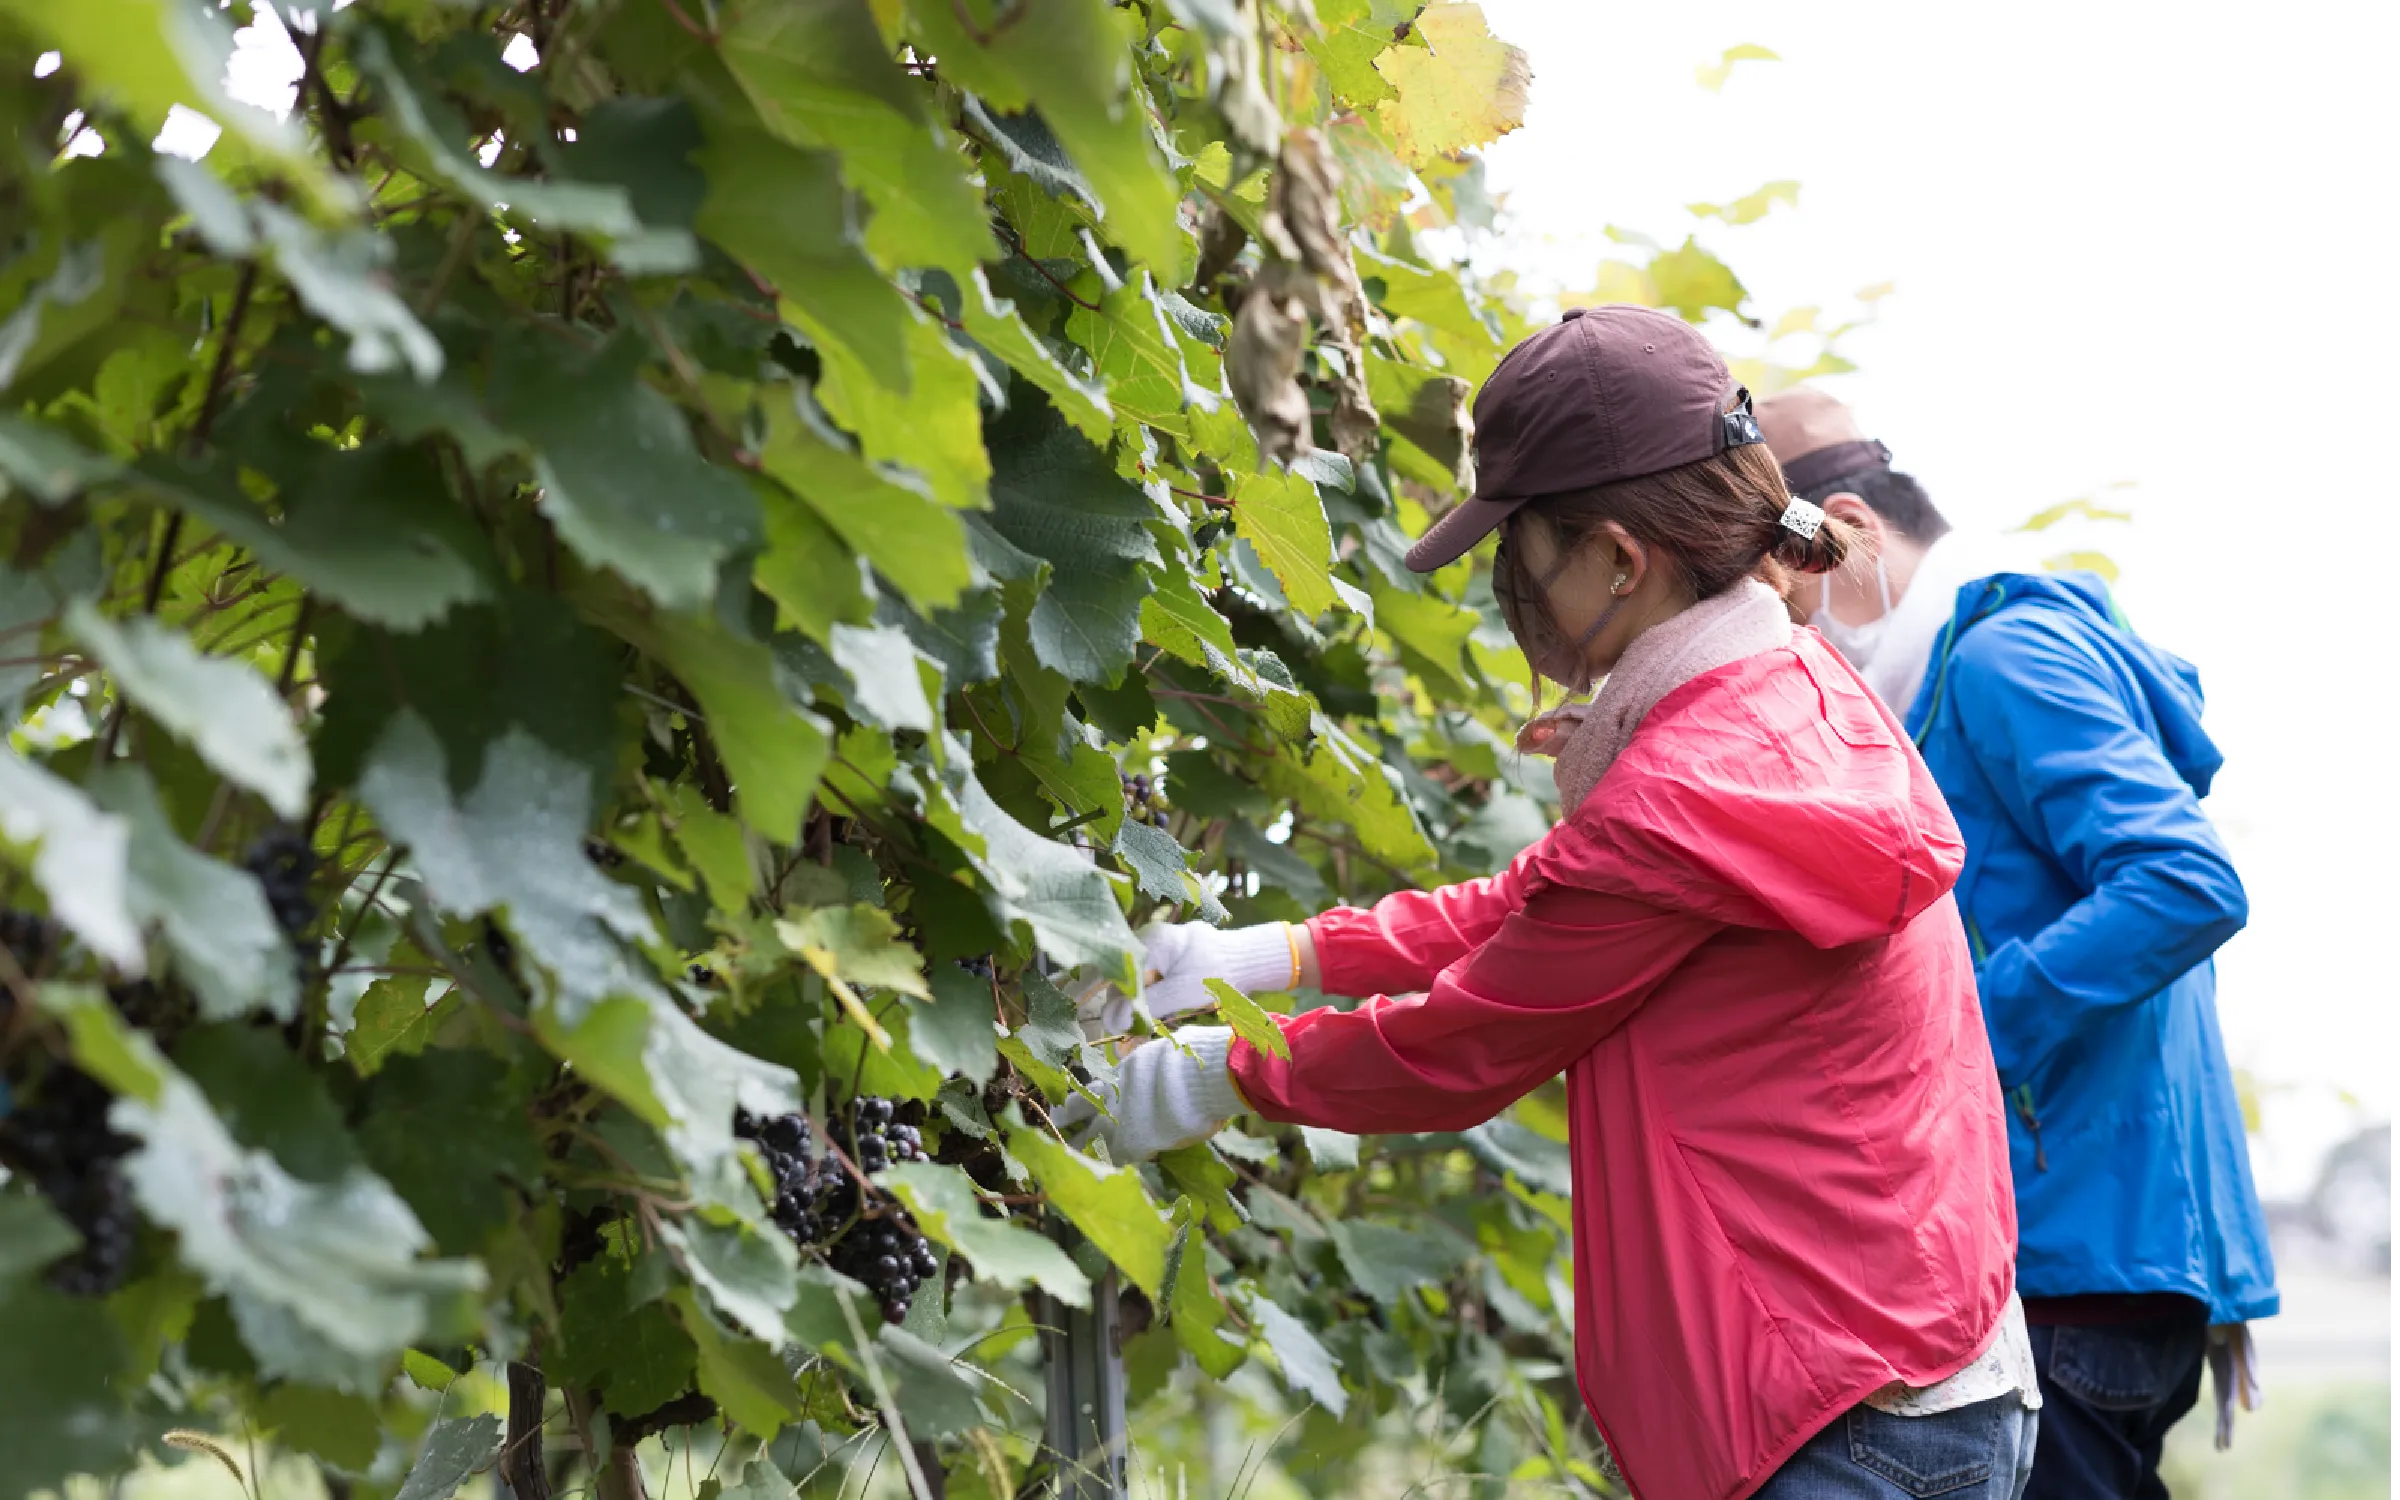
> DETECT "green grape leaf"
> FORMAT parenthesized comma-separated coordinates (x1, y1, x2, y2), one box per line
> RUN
(606, 606, 833, 846)
(1064, 273, 1214, 433)
(665, 786, 756, 917)
(758, 391, 972, 613)
(0, 748, 137, 968)
(352, 25, 695, 273)
(0, 1192, 81, 1284)
(984, 399, 1162, 683)
(486, 334, 761, 611)
(718, 0, 995, 278)
(1300, 1126, 1360, 1171)
(395, 1413, 504, 1500)
(904, 0, 1184, 271)
(156, 446, 493, 631)
(1461, 1117, 1575, 1197)
(253, 204, 445, 381)
(1305, 0, 1422, 107)
(68, 601, 309, 819)
(1263, 736, 1437, 871)
(778, 902, 932, 1000)
(260, 1382, 383, 1471)
(1246, 1291, 1347, 1416)
(1202, 978, 1290, 1061)
(88, 770, 299, 1023)
(1166, 1218, 1246, 1377)
(1007, 1119, 1172, 1296)
(535, 991, 803, 1186)
(828, 621, 938, 734)
(1646, 237, 1749, 322)
(674, 1288, 803, 1436)
(948, 767, 1141, 981)
(551, 1254, 700, 1418)
(1112, 817, 1194, 904)
(0, 412, 121, 504)
(883, 1161, 1091, 1305)
(661, 1216, 801, 1343)
(754, 485, 877, 641)
(0, 1280, 153, 1495)
(36, 983, 168, 1104)
(1329, 1219, 1470, 1305)
(1356, 245, 1496, 347)
(804, 304, 995, 510)
(916, 965, 1002, 1085)
(359, 714, 661, 1020)
(1229, 470, 1337, 619)
(873, 1323, 990, 1439)
(177, 1023, 362, 1183)
(696, 123, 914, 393)
(346, 975, 448, 1079)
(955, 268, 1112, 444)
(1369, 580, 1478, 699)
(1371, 2, 1531, 167)
(355, 1052, 543, 1253)
(115, 1073, 485, 1392)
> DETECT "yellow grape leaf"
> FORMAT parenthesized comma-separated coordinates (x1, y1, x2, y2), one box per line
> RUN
(1230, 469, 1337, 618)
(1695, 43, 1779, 92)
(1645, 237, 1747, 322)
(1370, 3, 1531, 168)
(2042, 550, 2120, 583)
(1203, 978, 1290, 1061)
(1687, 179, 1800, 226)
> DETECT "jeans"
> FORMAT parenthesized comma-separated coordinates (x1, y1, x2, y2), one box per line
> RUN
(1754, 1393, 2040, 1499)
(2023, 1307, 2209, 1500)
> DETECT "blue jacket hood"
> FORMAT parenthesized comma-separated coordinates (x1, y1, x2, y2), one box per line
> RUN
(1916, 570, 2223, 798)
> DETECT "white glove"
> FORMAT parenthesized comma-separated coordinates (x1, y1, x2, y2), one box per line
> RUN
(1077, 923, 1297, 1038)
(1052, 1027, 1245, 1162)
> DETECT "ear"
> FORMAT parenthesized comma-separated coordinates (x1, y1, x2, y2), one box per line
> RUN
(1819, 493, 1884, 554)
(1594, 521, 1647, 593)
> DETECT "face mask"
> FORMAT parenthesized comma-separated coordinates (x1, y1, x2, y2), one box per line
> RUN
(1497, 534, 1634, 695)
(1811, 552, 1895, 668)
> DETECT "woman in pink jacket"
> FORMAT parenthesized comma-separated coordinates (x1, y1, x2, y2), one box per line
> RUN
(1075, 307, 2033, 1500)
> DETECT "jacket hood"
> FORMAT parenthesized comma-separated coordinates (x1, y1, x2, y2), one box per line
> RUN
(1920, 570, 2223, 797)
(1558, 634, 1967, 949)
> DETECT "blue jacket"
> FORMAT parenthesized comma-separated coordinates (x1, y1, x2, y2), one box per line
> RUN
(1904, 570, 2278, 1323)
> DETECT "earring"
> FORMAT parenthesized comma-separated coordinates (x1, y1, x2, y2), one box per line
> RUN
(1613, 573, 1630, 593)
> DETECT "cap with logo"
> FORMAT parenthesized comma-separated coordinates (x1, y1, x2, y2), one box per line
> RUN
(1754, 387, 1893, 495)
(1403, 304, 1762, 573)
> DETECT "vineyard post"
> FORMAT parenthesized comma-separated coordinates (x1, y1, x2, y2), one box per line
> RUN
(1035, 1223, 1129, 1500)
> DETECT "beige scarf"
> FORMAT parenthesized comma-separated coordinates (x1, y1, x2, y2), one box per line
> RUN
(1520, 579, 1794, 814)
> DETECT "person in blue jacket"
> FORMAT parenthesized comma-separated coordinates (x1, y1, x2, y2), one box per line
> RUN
(1759, 389, 2276, 1499)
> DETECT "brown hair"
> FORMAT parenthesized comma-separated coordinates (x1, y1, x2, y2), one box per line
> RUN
(1492, 442, 1855, 667)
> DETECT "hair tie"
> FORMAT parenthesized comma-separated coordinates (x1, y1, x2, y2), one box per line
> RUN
(1778, 496, 1826, 540)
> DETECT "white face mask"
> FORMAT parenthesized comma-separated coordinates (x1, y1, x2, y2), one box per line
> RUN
(1812, 553, 1895, 669)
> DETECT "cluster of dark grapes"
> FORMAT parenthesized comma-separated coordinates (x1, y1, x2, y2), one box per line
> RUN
(240, 825, 317, 986)
(1, 909, 181, 1297)
(3, 1068, 138, 1295)
(955, 954, 996, 981)
(735, 1098, 938, 1324)
(1121, 772, 1169, 829)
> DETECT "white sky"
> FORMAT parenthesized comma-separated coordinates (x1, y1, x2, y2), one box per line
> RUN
(1470, 0, 2398, 1194)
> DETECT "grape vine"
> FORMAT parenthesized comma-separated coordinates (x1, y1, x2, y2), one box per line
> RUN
(0, 0, 1859, 1495)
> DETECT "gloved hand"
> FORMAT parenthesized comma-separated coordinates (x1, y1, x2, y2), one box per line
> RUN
(1052, 1027, 1245, 1162)
(1076, 922, 1298, 1038)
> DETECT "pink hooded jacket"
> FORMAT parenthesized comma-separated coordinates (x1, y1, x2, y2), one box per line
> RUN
(1231, 631, 2016, 1500)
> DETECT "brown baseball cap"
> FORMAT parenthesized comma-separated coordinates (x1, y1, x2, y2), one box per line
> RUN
(1404, 304, 1761, 572)
(1754, 387, 1893, 494)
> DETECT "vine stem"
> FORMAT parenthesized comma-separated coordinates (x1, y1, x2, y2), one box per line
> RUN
(189, 263, 259, 458)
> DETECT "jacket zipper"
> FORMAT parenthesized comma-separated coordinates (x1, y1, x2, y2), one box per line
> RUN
(1965, 914, 2047, 1172)
(2011, 1085, 2048, 1172)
